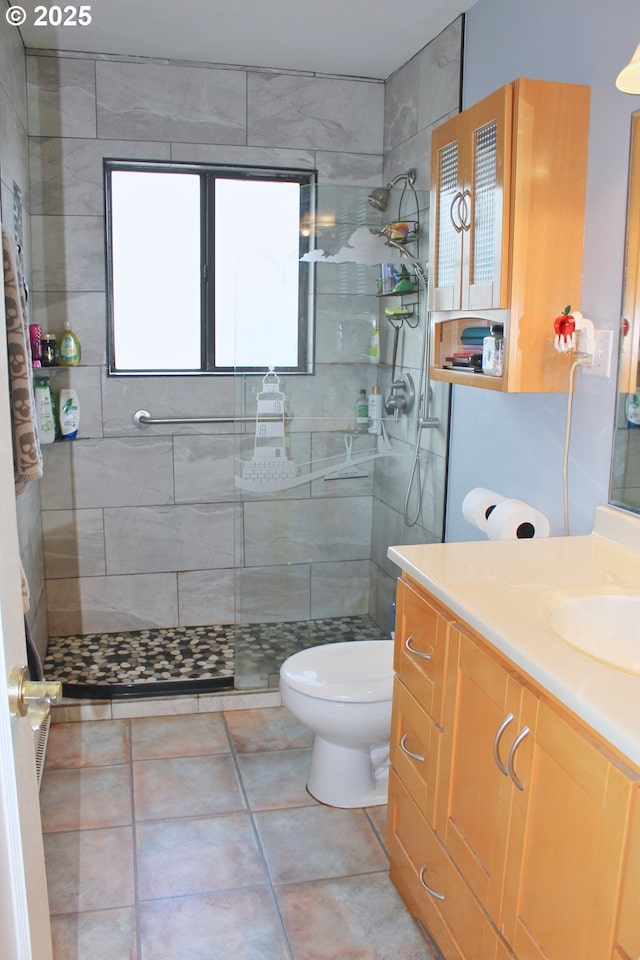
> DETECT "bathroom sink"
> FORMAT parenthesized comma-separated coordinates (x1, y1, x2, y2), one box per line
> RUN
(548, 594, 640, 676)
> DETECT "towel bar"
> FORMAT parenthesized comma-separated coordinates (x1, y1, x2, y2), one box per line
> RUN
(133, 409, 279, 427)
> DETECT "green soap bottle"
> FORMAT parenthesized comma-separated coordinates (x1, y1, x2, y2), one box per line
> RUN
(58, 321, 81, 366)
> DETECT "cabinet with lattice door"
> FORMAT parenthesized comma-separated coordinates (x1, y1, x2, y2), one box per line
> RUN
(428, 77, 590, 392)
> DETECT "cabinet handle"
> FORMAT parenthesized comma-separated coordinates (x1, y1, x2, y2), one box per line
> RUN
(449, 191, 464, 233)
(404, 636, 431, 661)
(507, 725, 530, 791)
(419, 866, 445, 901)
(400, 733, 425, 763)
(493, 712, 514, 776)
(459, 188, 472, 231)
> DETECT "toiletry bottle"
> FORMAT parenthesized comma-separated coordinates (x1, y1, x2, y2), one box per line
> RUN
(58, 320, 81, 366)
(482, 324, 504, 377)
(369, 317, 380, 364)
(355, 389, 368, 433)
(34, 377, 56, 444)
(58, 387, 80, 440)
(368, 385, 382, 435)
(41, 333, 58, 367)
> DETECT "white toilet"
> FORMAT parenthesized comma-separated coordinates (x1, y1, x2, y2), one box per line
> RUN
(279, 639, 394, 808)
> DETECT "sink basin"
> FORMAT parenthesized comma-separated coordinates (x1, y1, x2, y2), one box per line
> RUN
(548, 594, 640, 676)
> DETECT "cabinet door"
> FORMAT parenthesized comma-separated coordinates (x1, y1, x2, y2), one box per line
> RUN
(429, 85, 512, 314)
(616, 788, 640, 960)
(502, 692, 637, 960)
(389, 678, 440, 829)
(462, 84, 512, 312)
(429, 112, 465, 312)
(439, 630, 524, 925)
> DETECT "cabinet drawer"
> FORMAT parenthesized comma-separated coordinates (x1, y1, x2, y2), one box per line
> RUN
(395, 578, 450, 726)
(388, 770, 498, 960)
(390, 678, 440, 828)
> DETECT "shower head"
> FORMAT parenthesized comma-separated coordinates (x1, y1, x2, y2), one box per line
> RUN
(367, 169, 417, 212)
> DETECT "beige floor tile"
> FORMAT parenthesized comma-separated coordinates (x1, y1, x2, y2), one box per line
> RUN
(254, 804, 388, 885)
(366, 803, 388, 849)
(44, 827, 135, 915)
(45, 719, 130, 769)
(276, 873, 437, 960)
(50, 907, 136, 960)
(136, 813, 267, 900)
(40, 765, 132, 832)
(131, 711, 231, 759)
(225, 706, 313, 752)
(236, 748, 316, 810)
(133, 754, 245, 821)
(138, 887, 290, 960)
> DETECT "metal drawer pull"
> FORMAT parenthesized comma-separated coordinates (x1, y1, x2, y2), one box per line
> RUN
(507, 725, 530, 791)
(400, 733, 425, 763)
(404, 636, 432, 661)
(493, 712, 514, 776)
(419, 866, 445, 901)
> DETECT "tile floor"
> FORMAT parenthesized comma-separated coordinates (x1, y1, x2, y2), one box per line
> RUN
(40, 705, 438, 960)
(43, 616, 385, 690)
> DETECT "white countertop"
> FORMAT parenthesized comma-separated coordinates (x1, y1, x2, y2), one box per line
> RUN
(388, 505, 640, 768)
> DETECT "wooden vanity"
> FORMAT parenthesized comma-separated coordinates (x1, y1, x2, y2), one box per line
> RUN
(387, 512, 640, 960)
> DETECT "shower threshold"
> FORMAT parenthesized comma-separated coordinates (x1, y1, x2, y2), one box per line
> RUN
(43, 616, 385, 701)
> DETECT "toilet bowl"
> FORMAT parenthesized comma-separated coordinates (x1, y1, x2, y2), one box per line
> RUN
(279, 639, 394, 808)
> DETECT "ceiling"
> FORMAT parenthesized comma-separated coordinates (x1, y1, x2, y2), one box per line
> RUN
(17, 0, 476, 80)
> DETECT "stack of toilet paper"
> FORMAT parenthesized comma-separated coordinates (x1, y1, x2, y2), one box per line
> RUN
(462, 487, 550, 540)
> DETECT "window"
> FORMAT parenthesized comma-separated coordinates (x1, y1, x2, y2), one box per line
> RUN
(105, 161, 316, 375)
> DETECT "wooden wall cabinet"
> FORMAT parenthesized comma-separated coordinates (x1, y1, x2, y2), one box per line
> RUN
(387, 575, 640, 960)
(428, 77, 591, 392)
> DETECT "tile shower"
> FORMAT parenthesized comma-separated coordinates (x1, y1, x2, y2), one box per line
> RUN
(22, 21, 462, 693)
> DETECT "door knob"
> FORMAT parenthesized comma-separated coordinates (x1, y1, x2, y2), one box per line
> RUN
(8, 666, 62, 731)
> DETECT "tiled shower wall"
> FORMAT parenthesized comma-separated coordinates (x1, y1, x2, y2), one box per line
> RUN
(370, 19, 461, 627)
(25, 20, 462, 640)
(0, 12, 48, 660)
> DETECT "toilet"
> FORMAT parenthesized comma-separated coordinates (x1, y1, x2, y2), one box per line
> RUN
(279, 639, 394, 808)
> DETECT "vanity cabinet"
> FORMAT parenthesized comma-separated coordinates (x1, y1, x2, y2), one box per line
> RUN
(387, 575, 640, 960)
(428, 77, 590, 392)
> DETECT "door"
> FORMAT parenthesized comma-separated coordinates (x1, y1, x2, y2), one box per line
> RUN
(0, 225, 53, 959)
(440, 629, 525, 925)
(428, 84, 512, 313)
(502, 693, 636, 960)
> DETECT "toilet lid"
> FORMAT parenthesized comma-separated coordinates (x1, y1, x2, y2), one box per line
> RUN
(280, 640, 393, 702)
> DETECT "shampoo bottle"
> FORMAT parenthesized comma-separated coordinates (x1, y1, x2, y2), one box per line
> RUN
(369, 316, 380, 364)
(34, 378, 56, 444)
(59, 388, 80, 440)
(58, 321, 81, 366)
(368, 385, 382, 435)
(355, 389, 368, 433)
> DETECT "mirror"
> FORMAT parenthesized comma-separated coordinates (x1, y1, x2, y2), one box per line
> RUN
(611, 110, 640, 514)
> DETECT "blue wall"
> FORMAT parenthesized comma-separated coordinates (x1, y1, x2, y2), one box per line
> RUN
(446, 0, 640, 540)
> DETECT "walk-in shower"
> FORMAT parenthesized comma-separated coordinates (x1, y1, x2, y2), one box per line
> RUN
(42, 178, 449, 699)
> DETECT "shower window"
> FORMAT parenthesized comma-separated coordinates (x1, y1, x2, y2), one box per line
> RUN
(105, 161, 316, 375)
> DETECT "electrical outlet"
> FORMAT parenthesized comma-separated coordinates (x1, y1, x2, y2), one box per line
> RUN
(583, 329, 614, 378)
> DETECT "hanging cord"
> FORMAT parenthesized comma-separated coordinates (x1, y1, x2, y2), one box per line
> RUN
(562, 355, 591, 535)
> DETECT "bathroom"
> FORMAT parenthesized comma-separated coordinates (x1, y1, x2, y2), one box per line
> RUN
(2, 0, 640, 955)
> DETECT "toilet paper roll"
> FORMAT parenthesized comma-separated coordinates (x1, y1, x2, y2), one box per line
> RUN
(485, 499, 550, 540)
(462, 487, 506, 532)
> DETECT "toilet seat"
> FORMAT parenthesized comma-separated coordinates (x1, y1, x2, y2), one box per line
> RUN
(280, 640, 393, 702)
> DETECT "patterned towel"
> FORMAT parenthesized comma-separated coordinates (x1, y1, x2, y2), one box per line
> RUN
(2, 226, 43, 493)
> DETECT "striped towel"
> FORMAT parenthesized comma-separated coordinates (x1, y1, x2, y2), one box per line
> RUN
(3, 225, 43, 493)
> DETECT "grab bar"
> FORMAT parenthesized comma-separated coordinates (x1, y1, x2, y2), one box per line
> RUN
(133, 409, 280, 427)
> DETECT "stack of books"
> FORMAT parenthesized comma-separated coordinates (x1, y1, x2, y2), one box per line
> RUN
(443, 325, 490, 373)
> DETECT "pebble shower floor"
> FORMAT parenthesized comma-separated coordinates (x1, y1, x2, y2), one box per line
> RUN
(43, 615, 385, 690)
